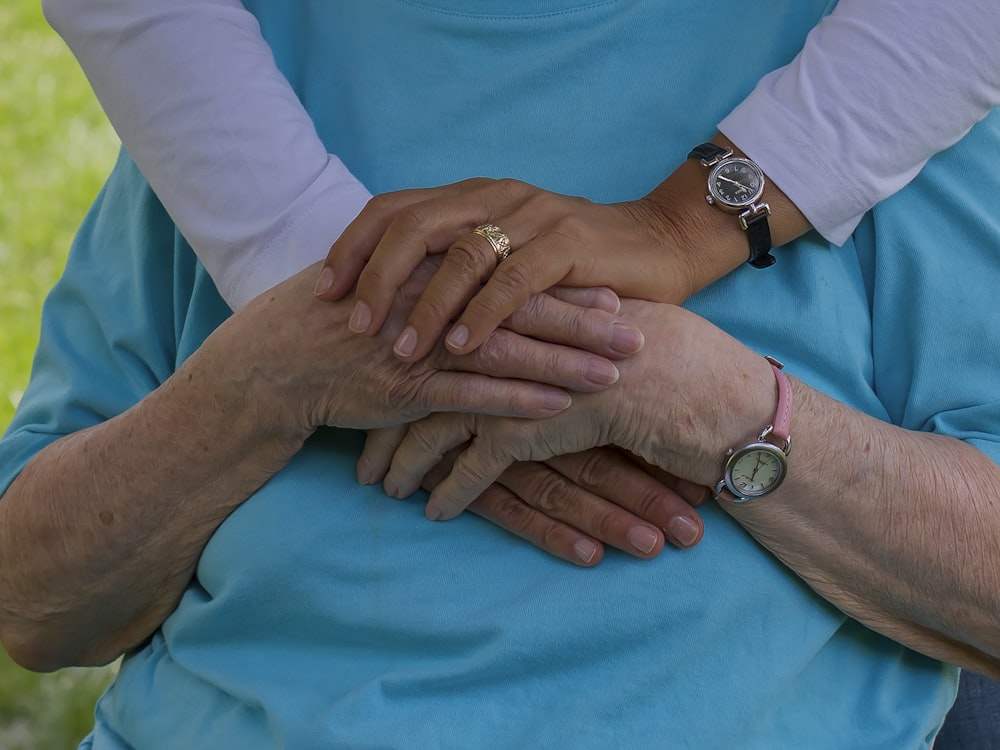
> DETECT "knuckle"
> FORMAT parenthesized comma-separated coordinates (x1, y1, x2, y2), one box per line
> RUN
(478, 263, 535, 320)
(411, 289, 457, 324)
(575, 450, 614, 489)
(495, 257, 535, 292)
(593, 509, 622, 542)
(472, 329, 513, 371)
(516, 290, 548, 321)
(465, 176, 497, 192)
(539, 521, 571, 555)
(494, 177, 529, 202)
(560, 305, 593, 343)
(363, 192, 397, 217)
(631, 487, 675, 521)
(451, 450, 492, 487)
(476, 490, 533, 530)
(358, 261, 392, 290)
(394, 202, 435, 234)
(529, 472, 573, 515)
(408, 421, 444, 458)
(386, 367, 432, 412)
(446, 241, 492, 280)
(550, 213, 586, 243)
(523, 190, 563, 216)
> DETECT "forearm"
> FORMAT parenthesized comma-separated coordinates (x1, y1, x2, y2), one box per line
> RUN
(723, 0, 1000, 244)
(725, 381, 1000, 676)
(0, 345, 305, 671)
(398, 303, 1000, 673)
(44, 0, 371, 309)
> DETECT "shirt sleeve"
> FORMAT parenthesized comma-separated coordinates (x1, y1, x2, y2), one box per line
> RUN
(43, 0, 373, 310)
(719, 0, 1000, 246)
(857, 110, 1000, 467)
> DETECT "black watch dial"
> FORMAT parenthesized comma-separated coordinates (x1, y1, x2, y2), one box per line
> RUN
(708, 158, 765, 209)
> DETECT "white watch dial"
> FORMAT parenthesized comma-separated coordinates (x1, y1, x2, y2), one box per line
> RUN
(723, 441, 788, 500)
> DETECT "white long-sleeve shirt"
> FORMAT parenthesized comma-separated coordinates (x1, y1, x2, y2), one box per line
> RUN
(44, 0, 1000, 310)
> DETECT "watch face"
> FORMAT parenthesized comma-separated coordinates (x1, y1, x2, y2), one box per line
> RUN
(724, 442, 787, 499)
(708, 158, 765, 209)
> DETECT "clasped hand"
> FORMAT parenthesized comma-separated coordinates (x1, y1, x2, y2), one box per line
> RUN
(211, 259, 711, 564)
(313, 177, 694, 362)
(217, 258, 643, 436)
(357, 300, 778, 524)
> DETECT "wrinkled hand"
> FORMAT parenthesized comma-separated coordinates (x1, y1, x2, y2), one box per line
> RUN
(196, 259, 645, 439)
(361, 427, 708, 566)
(313, 178, 694, 362)
(356, 299, 779, 520)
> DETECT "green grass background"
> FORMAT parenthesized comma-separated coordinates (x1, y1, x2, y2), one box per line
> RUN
(1, 0, 122, 746)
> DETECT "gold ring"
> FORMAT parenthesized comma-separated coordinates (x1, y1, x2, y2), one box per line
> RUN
(472, 224, 511, 264)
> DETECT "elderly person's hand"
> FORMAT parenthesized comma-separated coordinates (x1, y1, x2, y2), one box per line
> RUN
(0, 257, 656, 669)
(363, 427, 707, 564)
(357, 296, 1000, 677)
(237, 260, 705, 564)
(196, 260, 708, 564)
(216, 258, 646, 439)
(359, 300, 765, 519)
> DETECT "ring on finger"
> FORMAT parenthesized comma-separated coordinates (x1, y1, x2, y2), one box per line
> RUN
(472, 224, 512, 265)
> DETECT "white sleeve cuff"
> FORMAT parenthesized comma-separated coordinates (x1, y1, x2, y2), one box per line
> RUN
(221, 156, 373, 310)
(719, 0, 1000, 246)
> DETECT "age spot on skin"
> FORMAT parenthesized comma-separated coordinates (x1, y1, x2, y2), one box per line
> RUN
(99, 511, 114, 526)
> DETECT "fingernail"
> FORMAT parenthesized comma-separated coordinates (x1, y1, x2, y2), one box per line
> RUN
(574, 538, 599, 564)
(542, 391, 572, 413)
(349, 301, 372, 333)
(425, 504, 444, 521)
(313, 267, 335, 296)
(668, 516, 701, 548)
(610, 323, 644, 355)
(383, 476, 399, 498)
(627, 525, 659, 554)
(585, 359, 620, 387)
(394, 326, 418, 358)
(356, 457, 374, 485)
(446, 324, 469, 350)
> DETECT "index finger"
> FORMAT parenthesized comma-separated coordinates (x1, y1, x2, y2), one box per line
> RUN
(352, 179, 533, 336)
(443, 240, 578, 355)
(425, 433, 530, 520)
(314, 188, 433, 301)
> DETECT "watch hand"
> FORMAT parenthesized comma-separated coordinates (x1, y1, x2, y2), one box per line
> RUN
(718, 176, 752, 193)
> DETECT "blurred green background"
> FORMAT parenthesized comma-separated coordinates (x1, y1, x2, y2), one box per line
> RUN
(1, 0, 121, 746)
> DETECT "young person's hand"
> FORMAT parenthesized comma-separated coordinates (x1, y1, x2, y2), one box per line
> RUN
(313, 135, 811, 363)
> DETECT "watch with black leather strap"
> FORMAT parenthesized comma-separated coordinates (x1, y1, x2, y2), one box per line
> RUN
(688, 142, 775, 269)
(714, 356, 792, 504)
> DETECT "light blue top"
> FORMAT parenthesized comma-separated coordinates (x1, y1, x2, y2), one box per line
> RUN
(3, 1, 1000, 747)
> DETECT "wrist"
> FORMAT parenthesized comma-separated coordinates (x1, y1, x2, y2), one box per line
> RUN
(640, 133, 813, 299)
(613, 333, 778, 487)
(712, 357, 793, 503)
(175, 325, 311, 465)
(707, 133, 812, 249)
(640, 154, 753, 298)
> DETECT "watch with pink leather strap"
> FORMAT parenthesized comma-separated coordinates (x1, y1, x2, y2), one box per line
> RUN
(714, 356, 792, 503)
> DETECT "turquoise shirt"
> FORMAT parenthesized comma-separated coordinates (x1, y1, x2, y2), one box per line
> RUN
(3, 1, 1000, 747)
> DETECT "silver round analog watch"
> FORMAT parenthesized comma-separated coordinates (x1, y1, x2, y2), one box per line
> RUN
(714, 357, 793, 504)
(689, 142, 775, 269)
